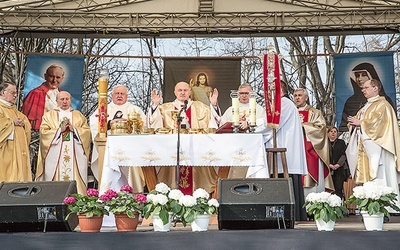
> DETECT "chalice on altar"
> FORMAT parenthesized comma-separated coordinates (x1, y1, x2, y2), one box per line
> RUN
(170, 110, 180, 134)
(170, 110, 187, 134)
(127, 111, 143, 134)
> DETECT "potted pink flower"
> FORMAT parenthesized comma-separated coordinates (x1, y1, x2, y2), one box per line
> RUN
(100, 185, 147, 231)
(64, 188, 108, 219)
(63, 188, 108, 232)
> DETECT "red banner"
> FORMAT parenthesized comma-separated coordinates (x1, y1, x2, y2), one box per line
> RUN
(263, 53, 281, 128)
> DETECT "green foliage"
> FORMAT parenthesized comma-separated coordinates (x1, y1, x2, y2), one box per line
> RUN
(177, 197, 219, 226)
(65, 193, 108, 220)
(143, 189, 177, 225)
(346, 192, 400, 217)
(106, 191, 144, 218)
(304, 201, 347, 223)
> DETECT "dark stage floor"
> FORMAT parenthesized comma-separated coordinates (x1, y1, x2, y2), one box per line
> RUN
(0, 215, 399, 250)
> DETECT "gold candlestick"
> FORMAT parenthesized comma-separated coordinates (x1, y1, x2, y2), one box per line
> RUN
(98, 69, 109, 138)
(230, 90, 239, 133)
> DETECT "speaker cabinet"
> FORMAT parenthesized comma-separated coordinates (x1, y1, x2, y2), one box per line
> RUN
(218, 178, 295, 230)
(0, 181, 78, 232)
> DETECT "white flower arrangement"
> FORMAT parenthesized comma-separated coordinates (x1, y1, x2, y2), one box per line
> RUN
(193, 188, 209, 199)
(179, 195, 197, 207)
(304, 192, 348, 223)
(346, 182, 400, 216)
(175, 188, 219, 227)
(143, 182, 183, 225)
(155, 182, 170, 194)
(169, 189, 184, 201)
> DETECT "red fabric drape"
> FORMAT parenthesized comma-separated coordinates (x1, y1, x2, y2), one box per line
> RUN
(263, 53, 281, 128)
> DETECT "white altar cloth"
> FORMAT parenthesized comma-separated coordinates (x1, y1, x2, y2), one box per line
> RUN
(99, 133, 268, 193)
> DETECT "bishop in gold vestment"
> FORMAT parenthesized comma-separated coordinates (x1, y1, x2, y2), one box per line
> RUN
(36, 91, 91, 194)
(0, 83, 31, 182)
(148, 82, 218, 194)
(347, 79, 400, 211)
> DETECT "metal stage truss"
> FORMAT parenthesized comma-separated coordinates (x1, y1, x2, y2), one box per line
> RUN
(0, 0, 400, 38)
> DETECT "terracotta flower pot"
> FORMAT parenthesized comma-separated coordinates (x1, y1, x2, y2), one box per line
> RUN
(114, 212, 140, 232)
(77, 214, 103, 232)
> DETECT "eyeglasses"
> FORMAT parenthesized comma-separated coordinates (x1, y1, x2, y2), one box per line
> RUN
(238, 92, 250, 95)
(5, 89, 18, 95)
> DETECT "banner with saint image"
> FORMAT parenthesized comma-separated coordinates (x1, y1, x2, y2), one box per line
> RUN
(334, 52, 396, 132)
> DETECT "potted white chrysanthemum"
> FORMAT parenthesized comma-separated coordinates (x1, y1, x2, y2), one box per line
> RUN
(303, 191, 348, 231)
(143, 182, 183, 232)
(177, 188, 219, 231)
(346, 182, 400, 231)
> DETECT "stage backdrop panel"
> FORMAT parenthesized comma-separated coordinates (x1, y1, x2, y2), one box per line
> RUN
(334, 52, 396, 132)
(24, 54, 85, 110)
(163, 57, 242, 112)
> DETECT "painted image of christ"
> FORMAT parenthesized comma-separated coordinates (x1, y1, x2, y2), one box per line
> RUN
(190, 72, 213, 105)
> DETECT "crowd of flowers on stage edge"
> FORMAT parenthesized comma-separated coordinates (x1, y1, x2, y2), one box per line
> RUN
(64, 182, 219, 227)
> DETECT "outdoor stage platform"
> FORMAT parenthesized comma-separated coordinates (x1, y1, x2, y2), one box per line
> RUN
(0, 215, 398, 250)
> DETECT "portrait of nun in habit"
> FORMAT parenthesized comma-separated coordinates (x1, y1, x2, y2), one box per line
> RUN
(339, 62, 395, 132)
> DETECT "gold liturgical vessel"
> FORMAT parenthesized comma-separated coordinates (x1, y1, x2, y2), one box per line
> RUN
(127, 111, 144, 134)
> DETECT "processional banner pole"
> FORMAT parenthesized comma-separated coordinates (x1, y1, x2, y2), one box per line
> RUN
(263, 45, 281, 146)
(263, 45, 282, 178)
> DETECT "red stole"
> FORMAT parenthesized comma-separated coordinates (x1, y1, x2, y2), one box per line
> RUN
(299, 109, 329, 185)
(176, 105, 193, 195)
(304, 137, 320, 183)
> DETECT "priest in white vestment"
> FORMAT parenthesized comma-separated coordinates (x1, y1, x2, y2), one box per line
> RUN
(215, 83, 265, 178)
(256, 83, 308, 221)
(36, 91, 91, 195)
(89, 85, 146, 193)
(347, 79, 400, 212)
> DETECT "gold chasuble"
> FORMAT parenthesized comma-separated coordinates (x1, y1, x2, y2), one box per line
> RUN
(300, 105, 334, 191)
(0, 101, 31, 182)
(354, 96, 400, 184)
(156, 100, 217, 194)
(36, 109, 91, 194)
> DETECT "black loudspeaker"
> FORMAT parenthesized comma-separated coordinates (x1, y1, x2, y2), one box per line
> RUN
(218, 178, 295, 230)
(0, 181, 78, 232)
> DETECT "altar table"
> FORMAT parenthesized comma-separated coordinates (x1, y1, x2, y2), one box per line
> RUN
(99, 133, 268, 193)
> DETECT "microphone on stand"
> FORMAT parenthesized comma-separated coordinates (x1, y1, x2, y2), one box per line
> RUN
(173, 100, 189, 226)
(178, 100, 188, 117)
(182, 100, 188, 111)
